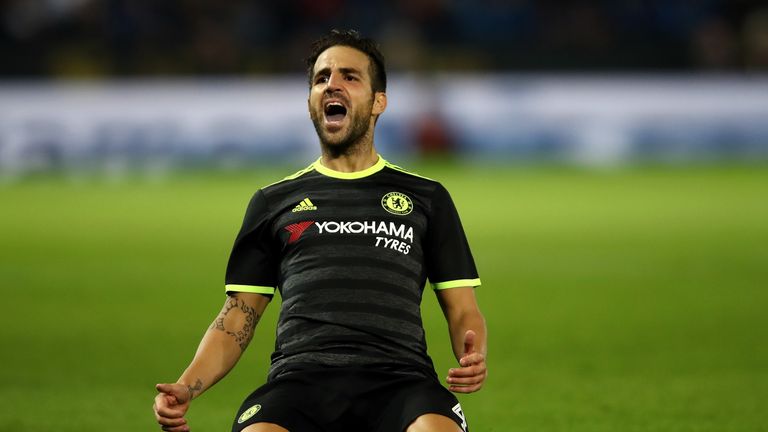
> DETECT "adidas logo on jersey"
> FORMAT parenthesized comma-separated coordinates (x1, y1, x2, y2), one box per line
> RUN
(292, 198, 317, 212)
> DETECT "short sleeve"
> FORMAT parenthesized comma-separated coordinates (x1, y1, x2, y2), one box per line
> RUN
(224, 189, 278, 296)
(424, 183, 481, 290)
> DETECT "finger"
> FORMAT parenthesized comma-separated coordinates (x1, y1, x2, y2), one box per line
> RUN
(447, 373, 485, 385)
(157, 416, 188, 428)
(154, 397, 188, 419)
(458, 352, 485, 367)
(156, 394, 178, 408)
(155, 404, 188, 419)
(449, 382, 484, 393)
(463, 330, 476, 355)
(161, 424, 190, 432)
(156, 383, 184, 397)
(155, 392, 173, 406)
(448, 363, 486, 378)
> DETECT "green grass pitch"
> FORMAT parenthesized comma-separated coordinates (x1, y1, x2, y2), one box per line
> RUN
(0, 163, 766, 431)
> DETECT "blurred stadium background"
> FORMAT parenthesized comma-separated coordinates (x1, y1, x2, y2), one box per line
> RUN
(1, 1, 767, 431)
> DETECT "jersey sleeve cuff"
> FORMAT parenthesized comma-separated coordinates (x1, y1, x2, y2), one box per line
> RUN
(431, 278, 481, 290)
(225, 284, 276, 295)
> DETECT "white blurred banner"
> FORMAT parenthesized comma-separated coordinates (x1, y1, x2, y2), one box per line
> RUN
(1, 75, 767, 174)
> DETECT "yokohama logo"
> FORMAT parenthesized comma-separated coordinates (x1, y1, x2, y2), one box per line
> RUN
(284, 221, 315, 244)
(316, 220, 414, 242)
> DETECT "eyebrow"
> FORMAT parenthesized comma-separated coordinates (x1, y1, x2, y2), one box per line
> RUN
(313, 67, 362, 78)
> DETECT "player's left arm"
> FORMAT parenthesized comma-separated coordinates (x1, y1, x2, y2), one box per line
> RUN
(436, 286, 487, 393)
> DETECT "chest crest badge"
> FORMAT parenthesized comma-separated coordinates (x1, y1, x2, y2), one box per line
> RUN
(381, 192, 413, 216)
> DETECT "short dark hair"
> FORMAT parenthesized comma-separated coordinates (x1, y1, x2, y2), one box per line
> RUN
(306, 29, 387, 93)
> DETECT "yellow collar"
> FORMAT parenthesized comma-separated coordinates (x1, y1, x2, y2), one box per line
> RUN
(312, 155, 386, 180)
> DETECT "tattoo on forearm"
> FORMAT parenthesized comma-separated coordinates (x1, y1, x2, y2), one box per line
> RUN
(208, 296, 261, 351)
(187, 378, 203, 400)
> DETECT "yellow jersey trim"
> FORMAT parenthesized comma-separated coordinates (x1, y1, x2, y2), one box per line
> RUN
(431, 278, 481, 290)
(384, 161, 434, 181)
(225, 284, 276, 295)
(262, 164, 316, 189)
(313, 155, 386, 179)
(262, 156, 426, 186)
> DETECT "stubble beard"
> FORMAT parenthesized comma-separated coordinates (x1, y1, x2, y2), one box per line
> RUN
(311, 99, 374, 158)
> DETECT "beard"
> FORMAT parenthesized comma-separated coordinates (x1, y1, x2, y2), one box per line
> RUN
(310, 97, 374, 157)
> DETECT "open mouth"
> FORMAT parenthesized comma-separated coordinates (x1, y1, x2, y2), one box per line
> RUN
(324, 101, 348, 123)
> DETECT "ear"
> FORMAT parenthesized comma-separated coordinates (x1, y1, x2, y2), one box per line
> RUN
(372, 92, 387, 116)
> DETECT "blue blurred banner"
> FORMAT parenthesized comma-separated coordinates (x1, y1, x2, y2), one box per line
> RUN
(1, 75, 767, 176)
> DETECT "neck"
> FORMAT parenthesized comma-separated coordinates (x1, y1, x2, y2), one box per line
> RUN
(320, 144, 379, 173)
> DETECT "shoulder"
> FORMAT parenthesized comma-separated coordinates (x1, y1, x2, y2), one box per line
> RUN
(256, 160, 329, 206)
(378, 160, 459, 219)
(238, 161, 321, 217)
(382, 160, 436, 183)
(380, 159, 445, 193)
(261, 162, 319, 194)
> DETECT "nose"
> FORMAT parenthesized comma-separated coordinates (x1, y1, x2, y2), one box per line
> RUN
(326, 72, 344, 92)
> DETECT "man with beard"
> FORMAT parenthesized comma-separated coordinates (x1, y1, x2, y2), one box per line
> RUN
(153, 29, 487, 432)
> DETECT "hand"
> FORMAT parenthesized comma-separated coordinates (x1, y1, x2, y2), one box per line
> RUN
(153, 383, 192, 432)
(447, 330, 487, 393)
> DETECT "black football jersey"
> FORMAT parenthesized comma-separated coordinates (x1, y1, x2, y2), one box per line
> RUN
(225, 156, 480, 380)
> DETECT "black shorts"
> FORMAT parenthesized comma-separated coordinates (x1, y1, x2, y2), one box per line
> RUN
(231, 367, 468, 432)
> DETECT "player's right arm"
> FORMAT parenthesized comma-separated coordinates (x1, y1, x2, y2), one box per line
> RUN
(153, 292, 270, 432)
